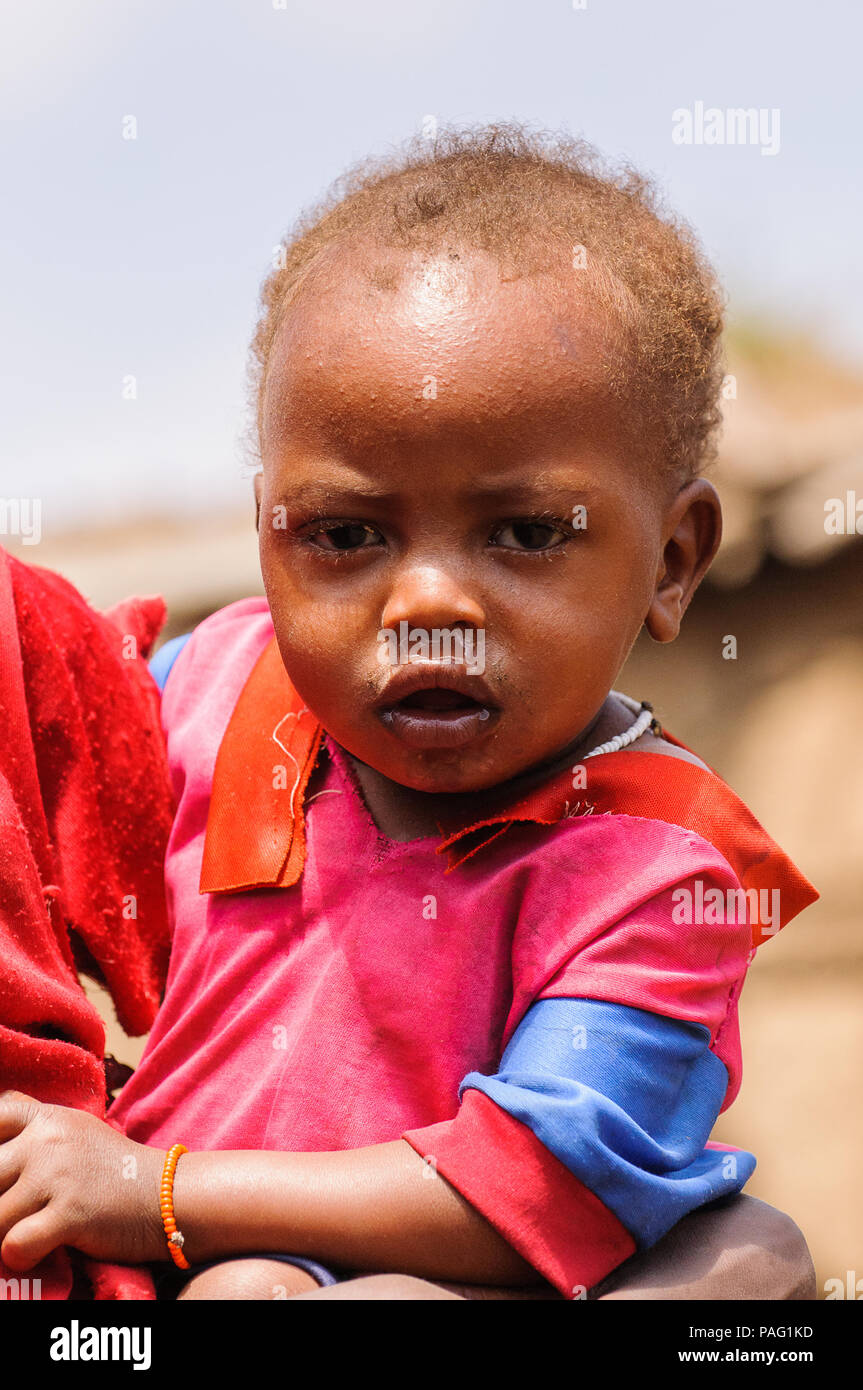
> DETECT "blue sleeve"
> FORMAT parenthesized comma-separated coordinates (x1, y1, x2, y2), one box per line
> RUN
(148, 632, 192, 693)
(458, 998, 755, 1250)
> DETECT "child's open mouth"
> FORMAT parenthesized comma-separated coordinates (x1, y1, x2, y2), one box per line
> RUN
(374, 670, 501, 750)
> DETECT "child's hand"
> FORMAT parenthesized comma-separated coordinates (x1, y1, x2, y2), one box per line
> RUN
(0, 1090, 166, 1270)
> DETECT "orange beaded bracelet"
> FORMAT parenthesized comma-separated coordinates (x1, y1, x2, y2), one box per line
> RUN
(159, 1143, 190, 1269)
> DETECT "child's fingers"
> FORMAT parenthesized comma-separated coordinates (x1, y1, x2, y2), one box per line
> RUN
(0, 1090, 41, 1143)
(0, 1200, 60, 1272)
(0, 1180, 52, 1269)
(0, 1136, 24, 1196)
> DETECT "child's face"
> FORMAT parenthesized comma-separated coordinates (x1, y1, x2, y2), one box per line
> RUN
(258, 243, 717, 793)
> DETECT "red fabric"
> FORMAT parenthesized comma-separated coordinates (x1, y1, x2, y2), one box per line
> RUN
(435, 740, 818, 948)
(402, 1088, 637, 1296)
(0, 546, 173, 1299)
(199, 638, 323, 893)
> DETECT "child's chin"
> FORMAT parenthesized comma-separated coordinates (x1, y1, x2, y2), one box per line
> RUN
(383, 751, 511, 797)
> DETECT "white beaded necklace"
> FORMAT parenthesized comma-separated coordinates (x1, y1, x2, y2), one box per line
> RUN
(582, 692, 659, 760)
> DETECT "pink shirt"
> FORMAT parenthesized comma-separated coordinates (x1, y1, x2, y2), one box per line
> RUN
(109, 598, 750, 1155)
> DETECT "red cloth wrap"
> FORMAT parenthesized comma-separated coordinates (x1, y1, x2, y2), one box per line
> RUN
(0, 546, 173, 1298)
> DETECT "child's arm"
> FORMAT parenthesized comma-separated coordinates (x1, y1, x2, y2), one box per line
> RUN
(166, 1141, 540, 1283)
(0, 1091, 538, 1285)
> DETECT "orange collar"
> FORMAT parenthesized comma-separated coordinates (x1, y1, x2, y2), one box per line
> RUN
(200, 637, 818, 945)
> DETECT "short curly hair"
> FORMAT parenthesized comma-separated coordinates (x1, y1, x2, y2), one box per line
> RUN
(249, 122, 725, 482)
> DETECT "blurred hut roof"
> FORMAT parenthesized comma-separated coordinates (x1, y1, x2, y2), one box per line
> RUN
(711, 322, 863, 585)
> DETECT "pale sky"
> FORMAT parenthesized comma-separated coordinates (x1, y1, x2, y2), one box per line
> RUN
(2, 0, 861, 527)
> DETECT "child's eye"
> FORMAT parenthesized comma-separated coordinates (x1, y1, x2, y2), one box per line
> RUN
(490, 520, 570, 551)
(307, 522, 384, 552)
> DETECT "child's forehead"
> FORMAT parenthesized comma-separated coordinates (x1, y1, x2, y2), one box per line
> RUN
(280, 237, 607, 347)
(263, 240, 625, 447)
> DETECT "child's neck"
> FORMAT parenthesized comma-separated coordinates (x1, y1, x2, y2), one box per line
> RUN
(340, 693, 635, 843)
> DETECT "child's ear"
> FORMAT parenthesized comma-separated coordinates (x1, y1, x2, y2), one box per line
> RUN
(645, 479, 722, 642)
(253, 472, 264, 532)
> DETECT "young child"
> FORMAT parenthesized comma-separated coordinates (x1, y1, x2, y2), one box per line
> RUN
(0, 125, 817, 1301)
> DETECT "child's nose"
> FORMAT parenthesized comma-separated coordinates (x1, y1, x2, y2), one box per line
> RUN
(380, 564, 486, 636)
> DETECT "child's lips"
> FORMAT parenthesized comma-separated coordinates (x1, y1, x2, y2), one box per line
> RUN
(373, 668, 501, 749)
(379, 699, 501, 748)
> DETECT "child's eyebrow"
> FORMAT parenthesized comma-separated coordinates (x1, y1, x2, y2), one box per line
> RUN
(274, 481, 401, 510)
(273, 469, 603, 512)
(462, 476, 601, 507)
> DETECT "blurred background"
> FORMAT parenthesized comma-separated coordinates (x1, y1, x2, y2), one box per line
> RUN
(2, 0, 861, 1297)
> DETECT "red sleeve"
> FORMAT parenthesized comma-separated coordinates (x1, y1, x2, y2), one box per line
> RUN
(402, 1088, 635, 1297)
